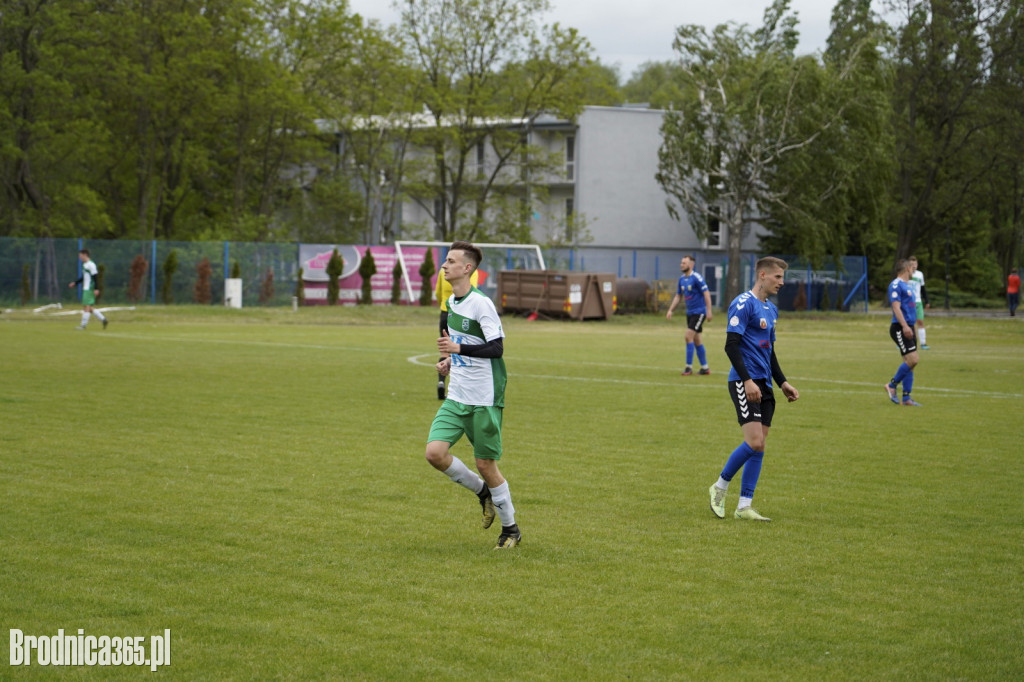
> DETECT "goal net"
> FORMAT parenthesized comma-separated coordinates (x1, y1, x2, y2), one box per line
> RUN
(394, 241, 546, 305)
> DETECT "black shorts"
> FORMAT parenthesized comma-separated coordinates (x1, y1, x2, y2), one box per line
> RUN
(439, 310, 448, 336)
(889, 322, 917, 356)
(729, 379, 776, 426)
(687, 313, 707, 333)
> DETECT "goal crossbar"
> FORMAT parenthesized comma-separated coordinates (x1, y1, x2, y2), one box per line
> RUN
(394, 241, 546, 305)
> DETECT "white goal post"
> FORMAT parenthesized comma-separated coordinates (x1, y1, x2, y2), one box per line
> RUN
(394, 241, 546, 304)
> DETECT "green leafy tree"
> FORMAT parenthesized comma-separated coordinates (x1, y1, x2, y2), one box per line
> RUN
(418, 248, 435, 306)
(887, 0, 1024, 297)
(358, 251, 377, 304)
(325, 248, 344, 305)
(20, 264, 31, 305)
(656, 0, 879, 303)
(760, 0, 896, 274)
(128, 254, 148, 303)
(194, 258, 213, 304)
(399, 0, 596, 242)
(161, 250, 178, 304)
(295, 267, 305, 305)
(622, 61, 688, 108)
(259, 268, 275, 305)
(391, 260, 403, 304)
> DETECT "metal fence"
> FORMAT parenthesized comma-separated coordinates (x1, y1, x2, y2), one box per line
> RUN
(0, 237, 868, 312)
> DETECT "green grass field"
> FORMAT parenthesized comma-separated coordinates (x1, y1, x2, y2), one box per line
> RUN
(2, 305, 1022, 680)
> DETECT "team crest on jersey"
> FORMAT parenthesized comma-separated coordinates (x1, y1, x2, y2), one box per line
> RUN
(462, 319, 470, 331)
(759, 318, 767, 329)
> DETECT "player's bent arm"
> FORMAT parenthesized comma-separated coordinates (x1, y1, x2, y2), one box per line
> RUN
(703, 291, 713, 319)
(666, 294, 681, 318)
(725, 332, 761, 400)
(769, 349, 787, 386)
(892, 302, 909, 328)
(724, 332, 751, 381)
(456, 337, 503, 358)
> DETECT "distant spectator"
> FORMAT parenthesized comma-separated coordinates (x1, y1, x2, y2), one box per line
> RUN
(1007, 268, 1020, 317)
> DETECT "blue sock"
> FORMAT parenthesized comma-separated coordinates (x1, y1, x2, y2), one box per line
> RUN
(721, 442, 756, 482)
(891, 362, 910, 387)
(740, 450, 765, 498)
(686, 342, 695, 366)
(902, 370, 914, 398)
(695, 344, 707, 367)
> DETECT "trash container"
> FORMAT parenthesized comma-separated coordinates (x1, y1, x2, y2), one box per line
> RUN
(497, 271, 616, 320)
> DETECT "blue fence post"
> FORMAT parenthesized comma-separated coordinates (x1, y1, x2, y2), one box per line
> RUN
(568, 249, 574, 271)
(150, 240, 157, 304)
(617, 256, 622, 278)
(655, 256, 659, 281)
(223, 241, 230, 281)
(632, 250, 638, 278)
(863, 256, 869, 313)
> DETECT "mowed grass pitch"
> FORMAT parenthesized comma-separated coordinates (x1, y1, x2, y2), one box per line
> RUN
(2, 306, 1022, 680)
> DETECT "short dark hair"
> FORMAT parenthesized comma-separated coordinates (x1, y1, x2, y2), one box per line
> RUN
(756, 256, 788, 274)
(79, 248, 90, 257)
(894, 258, 910, 276)
(449, 240, 482, 269)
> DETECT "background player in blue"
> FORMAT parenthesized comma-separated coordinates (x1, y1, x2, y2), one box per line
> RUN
(708, 257, 799, 522)
(665, 255, 712, 375)
(884, 258, 921, 406)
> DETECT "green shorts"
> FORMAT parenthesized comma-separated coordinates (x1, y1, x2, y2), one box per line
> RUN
(82, 290, 97, 306)
(428, 400, 503, 460)
(915, 302, 925, 321)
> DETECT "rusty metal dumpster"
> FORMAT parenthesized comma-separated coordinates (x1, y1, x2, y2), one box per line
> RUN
(497, 271, 616, 320)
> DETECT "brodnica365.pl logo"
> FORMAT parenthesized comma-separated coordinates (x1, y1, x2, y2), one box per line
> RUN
(10, 628, 170, 671)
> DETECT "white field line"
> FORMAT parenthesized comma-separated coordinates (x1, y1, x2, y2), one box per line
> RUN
(89, 332, 1021, 401)
(407, 354, 1023, 400)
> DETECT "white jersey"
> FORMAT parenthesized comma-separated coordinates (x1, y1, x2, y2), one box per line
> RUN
(82, 260, 98, 290)
(909, 270, 925, 304)
(445, 287, 506, 407)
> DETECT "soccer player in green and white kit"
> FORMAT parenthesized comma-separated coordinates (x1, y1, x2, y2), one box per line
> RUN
(67, 249, 108, 330)
(425, 241, 521, 549)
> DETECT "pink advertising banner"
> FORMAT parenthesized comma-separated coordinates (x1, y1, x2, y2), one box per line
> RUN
(298, 244, 439, 305)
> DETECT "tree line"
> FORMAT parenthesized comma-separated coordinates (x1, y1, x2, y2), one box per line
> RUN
(2, 0, 1022, 302)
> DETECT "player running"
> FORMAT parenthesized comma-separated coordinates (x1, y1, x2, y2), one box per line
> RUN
(424, 241, 521, 549)
(665, 255, 713, 375)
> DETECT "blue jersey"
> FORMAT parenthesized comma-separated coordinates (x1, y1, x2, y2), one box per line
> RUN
(725, 291, 778, 384)
(888, 278, 916, 326)
(676, 272, 709, 315)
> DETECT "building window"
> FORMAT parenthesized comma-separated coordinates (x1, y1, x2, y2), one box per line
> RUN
(705, 207, 723, 249)
(476, 141, 485, 179)
(565, 135, 575, 181)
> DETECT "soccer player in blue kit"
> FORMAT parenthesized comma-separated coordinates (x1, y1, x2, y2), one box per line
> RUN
(665, 255, 713, 375)
(884, 258, 921, 406)
(708, 257, 799, 522)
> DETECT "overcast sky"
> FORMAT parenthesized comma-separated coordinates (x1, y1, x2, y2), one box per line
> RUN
(346, 0, 867, 80)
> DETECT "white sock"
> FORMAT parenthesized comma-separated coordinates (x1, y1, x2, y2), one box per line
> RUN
(737, 496, 752, 510)
(715, 477, 729, 491)
(93, 310, 106, 322)
(489, 481, 516, 527)
(81, 312, 91, 326)
(919, 328, 927, 344)
(443, 458, 484, 494)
